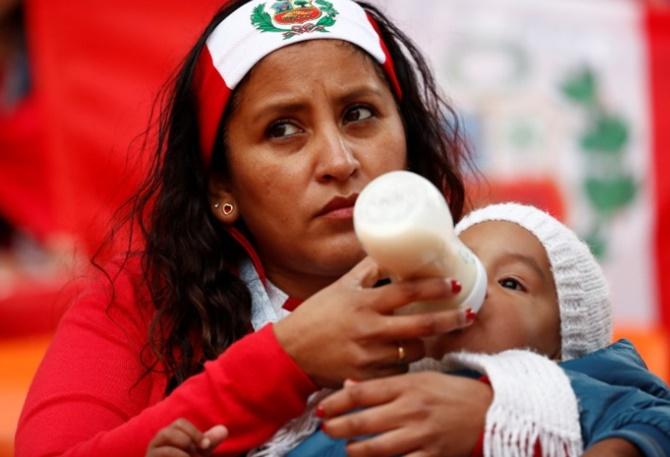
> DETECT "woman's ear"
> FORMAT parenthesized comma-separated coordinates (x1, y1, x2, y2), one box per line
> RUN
(209, 178, 240, 225)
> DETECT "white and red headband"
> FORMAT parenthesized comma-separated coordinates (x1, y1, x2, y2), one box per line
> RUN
(193, 0, 402, 166)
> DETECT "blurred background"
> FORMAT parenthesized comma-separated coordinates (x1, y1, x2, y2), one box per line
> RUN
(0, 0, 668, 454)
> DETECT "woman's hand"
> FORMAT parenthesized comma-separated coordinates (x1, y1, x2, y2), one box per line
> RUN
(273, 257, 472, 387)
(318, 372, 492, 457)
(146, 418, 228, 457)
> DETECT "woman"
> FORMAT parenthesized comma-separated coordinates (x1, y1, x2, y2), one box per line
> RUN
(15, 1, 650, 456)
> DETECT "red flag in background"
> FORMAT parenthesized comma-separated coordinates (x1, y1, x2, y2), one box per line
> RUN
(649, 7, 670, 332)
(1, 4, 227, 450)
(22, 0, 224, 255)
(0, 2, 225, 338)
(0, 95, 50, 240)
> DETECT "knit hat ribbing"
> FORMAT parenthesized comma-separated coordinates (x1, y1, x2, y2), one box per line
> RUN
(454, 202, 612, 361)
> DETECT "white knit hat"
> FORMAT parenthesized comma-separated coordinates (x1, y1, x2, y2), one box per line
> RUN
(455, 202, 612, 361)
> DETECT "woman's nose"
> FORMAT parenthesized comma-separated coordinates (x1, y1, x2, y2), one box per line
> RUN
(314, 127, 360, 183)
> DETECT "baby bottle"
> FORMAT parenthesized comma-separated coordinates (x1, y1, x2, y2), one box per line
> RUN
(353, 170, 486, 314)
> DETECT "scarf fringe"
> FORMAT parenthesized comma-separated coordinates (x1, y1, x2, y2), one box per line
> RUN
(446, 350, 584, 457)
(485, 409, 583, 457)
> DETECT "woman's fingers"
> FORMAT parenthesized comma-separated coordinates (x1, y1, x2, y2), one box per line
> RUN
(322, 373, 493, 457)
(321, 385, 429, 457)
(386, 338, 424, 365)
(360, 276, 473, 340)
(275, 258, 473, 387)
(324, 402, 403, 439)
(320, 376, 403, 416)
(375, 308, 471, 340)
(345, 428, 424, 457)
(352, 339, 425, 370)
(370, 277, 461, 314)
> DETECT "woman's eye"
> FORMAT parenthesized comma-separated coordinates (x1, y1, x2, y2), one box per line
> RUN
(343, 106, 373, 123)
(499, 277, 526, 292)
(267, 121, 301, 138)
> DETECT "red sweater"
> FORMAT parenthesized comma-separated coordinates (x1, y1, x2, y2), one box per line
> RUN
(15, 260, 318, 456)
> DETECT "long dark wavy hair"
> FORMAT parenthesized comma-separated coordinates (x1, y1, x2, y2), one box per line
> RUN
(109, 0, 471, 393)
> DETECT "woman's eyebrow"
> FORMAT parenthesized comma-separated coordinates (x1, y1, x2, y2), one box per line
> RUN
(337, 86, 386, 104)
(250, 99, 306, 124)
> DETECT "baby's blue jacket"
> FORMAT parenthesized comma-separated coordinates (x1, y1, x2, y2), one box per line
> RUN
(562, 339, 670, 456)
(288, 340, 670, 457)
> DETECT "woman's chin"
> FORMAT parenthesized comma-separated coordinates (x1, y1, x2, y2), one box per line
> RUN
(317, 231, 365, 265)
(317, 246, 367, 276)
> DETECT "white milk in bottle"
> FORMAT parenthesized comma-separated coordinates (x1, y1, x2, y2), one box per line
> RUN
(354, 170, 486, 314)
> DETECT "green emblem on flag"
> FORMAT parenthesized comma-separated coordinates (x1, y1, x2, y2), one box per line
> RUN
(251, 0, 338, 40)
(561, 66, 638, 259)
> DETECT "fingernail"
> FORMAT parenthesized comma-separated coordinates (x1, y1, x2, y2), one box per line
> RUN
(450, 279, 462, 294)
(316, 405, 326, 418)
(344, 378, 358, 388)
(321, 421, 328, 433)
(200, 437, 211, 449)
(459, 308, 477, 327)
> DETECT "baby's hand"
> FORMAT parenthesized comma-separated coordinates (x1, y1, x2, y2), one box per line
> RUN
(146, 418, 228, 457)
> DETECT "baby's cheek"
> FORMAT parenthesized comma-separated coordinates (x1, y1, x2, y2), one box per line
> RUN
(424, 328, 473, 359)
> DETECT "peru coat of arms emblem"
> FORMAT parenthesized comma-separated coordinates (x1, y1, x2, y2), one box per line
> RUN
(251, 0, 339, 39)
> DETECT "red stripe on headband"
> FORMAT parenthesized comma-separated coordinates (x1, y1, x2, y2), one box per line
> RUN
(194, 46, 231, 167)
(366, 13, 403, 101)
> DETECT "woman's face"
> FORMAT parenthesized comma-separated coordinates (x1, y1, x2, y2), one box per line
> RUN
(220, 40, 407, 298)
(433, 221, 561, 358)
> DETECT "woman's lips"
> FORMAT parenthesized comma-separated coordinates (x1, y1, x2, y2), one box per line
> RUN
(317, 194, 358, 219)
(323, 206, 354, 219)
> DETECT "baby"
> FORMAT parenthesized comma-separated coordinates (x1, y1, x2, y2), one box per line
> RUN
(430, 201, 612, 362)
(300, 203, 668, 456)
(312, 203, 670, 457)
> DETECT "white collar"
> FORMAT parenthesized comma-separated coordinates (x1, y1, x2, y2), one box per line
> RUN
(240, 258, 291, 331)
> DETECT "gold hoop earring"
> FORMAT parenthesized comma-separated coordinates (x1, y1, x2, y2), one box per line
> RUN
(222, 203, 234, 216)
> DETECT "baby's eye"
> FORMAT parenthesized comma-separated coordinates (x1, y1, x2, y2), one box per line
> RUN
(343, 105, 374, 123)
(498, 277, 526, 292)
(267, 121, 301, 138)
